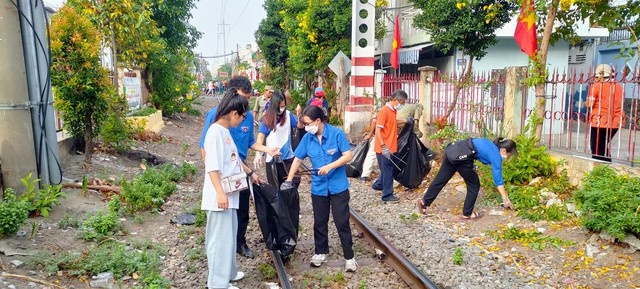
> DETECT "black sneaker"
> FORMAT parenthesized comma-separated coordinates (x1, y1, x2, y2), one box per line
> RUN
(237, 243, 255, 259)
(383, 196, 400, 203)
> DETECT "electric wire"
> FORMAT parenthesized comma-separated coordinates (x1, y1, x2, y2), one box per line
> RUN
(230, 0, 251, 31)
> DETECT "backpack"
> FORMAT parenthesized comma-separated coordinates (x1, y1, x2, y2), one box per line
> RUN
(310, 97, 323, 107)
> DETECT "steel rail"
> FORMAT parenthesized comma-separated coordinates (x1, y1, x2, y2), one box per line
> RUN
(350, 208, 440, 289)
(269, 250, 293, 289)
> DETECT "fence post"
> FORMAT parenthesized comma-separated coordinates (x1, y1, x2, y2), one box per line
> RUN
(503, 66, 528, 138)
(419, 66, 437, 142)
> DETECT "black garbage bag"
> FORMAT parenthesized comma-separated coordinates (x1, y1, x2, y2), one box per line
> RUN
(253, 183, 299, 261)
(290, 127, 306, 152)
(265, 155, 300, 189)
(394, 122, 434, 189)
(345, 141, 369, 178)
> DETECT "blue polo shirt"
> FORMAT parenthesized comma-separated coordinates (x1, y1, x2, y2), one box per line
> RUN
(199, 107, 255, 161)
(294, 124, 351, 196)
(472, 138, 504, 187)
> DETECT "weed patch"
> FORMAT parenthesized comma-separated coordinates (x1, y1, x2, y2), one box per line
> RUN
(257, 263, 277, 279)
(0, 189, 30, 236)
(27, 239, 169, 288)
(81, 210, 122, 241)
(489, 226, 574, 250)
(452, 247, 464, 265)
(573, 166, 640, 240)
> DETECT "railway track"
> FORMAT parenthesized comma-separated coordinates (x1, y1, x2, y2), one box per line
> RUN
(267, 208, 440, 289)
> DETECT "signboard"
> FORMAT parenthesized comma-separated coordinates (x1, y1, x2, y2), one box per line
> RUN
(219, 71, 229, 77)
(328, 51, 352, 76)
(123, 73, 141, 110)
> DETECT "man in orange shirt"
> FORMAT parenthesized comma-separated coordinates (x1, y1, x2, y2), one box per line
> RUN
(586, 64, 625, 162)
(372, 90, 408, 203)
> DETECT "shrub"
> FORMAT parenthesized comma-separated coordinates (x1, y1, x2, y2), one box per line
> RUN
(19, 172, 66, 217)
(101, 94, 136, 152)
(573, 166, 640, 240)
(82, 210, 122, 241)
(428, 124, 470, 151)
(119, 163, 195, 212)
(502, 133, 555, 185)
(0, 189, 30, 236)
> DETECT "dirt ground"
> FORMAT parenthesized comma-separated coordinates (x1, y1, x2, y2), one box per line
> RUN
(0, 94, 639, 289)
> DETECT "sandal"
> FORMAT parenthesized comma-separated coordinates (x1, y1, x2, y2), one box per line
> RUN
(416, 199, 429, 215)
(461, 211, 483, 220)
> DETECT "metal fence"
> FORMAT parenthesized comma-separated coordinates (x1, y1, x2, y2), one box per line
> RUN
(521, 67, 640, 164)
(430, 70, 506, 137)
(382, 73, 421, 103)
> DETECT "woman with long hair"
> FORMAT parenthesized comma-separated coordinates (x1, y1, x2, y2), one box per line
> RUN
(253, 90, 304, 187)
(281, 105, 357, 272)
(417, 137, 517, 220)
(201, 92, 252, 289)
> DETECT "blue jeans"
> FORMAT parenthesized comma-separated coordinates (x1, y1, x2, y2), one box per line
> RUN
(373, 153, 396, 200)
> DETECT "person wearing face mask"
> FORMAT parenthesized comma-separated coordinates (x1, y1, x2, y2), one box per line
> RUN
(396, 103, 424, 137)
(281, 105, 358, 272)
(372, 90, 409, 203)
(254, 90, 305, 187)
(417, 137, 517, 220)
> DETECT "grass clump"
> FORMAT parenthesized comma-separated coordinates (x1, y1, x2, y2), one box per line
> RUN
(573, 166, 640, 240)
(27, 239, 169, 288)
(0, 189, 30, 236)
(81, 209, 122, 241)
(257, 263, 277, 279)
(452, 247, 464, 265)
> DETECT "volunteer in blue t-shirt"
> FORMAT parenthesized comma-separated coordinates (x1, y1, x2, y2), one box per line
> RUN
(281, 105, 358, 273)
(417, 138, 517, 220)
(253, 91, 304, 188)
(199, 77, 279, 260)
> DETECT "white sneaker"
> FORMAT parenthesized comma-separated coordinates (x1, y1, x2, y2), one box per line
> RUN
(310, 254, 327, 267)
(231, 271, 244, 281)
(345, 258, 357, 272)
(228, 285, 239, 289)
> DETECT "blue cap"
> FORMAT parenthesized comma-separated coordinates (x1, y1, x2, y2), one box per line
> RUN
(314, 87, 324, 97)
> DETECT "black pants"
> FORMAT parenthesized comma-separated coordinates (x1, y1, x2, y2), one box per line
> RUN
(373, 154, 397, 201)
(590, 127, 619, 162)
(311, 189, 354, 259)
(421, 157, 480, 216)
(236, 187, 251, 246)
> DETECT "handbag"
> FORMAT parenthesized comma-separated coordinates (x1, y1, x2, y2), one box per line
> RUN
(445, 139, 476, 164)
(220, 172, 249, 194)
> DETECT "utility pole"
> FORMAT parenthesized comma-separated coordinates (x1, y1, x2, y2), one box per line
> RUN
(218, 20, 229, 64)
(234, 43, 240, 76)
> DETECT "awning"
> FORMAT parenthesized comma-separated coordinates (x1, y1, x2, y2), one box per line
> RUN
(398, 43, 433, 65)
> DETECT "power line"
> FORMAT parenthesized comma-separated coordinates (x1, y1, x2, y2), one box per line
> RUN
(230, 0, 251, 31)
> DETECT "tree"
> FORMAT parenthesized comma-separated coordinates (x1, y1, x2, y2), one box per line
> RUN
(68, 0, 164, 88)
(256, 0, 291, 88)
(410, 0, 516, 124)
(50, 5, 112, 167)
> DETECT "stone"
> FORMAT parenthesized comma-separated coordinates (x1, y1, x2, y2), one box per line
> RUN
(545, 198, 562, 207)
(10, 260, 23, 268)
(539, 188, 557, 199)
(586, 244, 601, 258)
(621, 234, 640, 252)
(566, 203, 577, 213)
(536, 228, 546, 233)
(39, 223, 49, 229)
(488, 210, 504, 216)
(28, 271, 37, 276)
(455, 185, 466, 193)
(7, 285, 16, 289)
(587, 234, 600, 244)
(599, 231, 615, 243)
(529, 177, 542, 186)
(616, 258, 627, 265)
(15, 231, 27, 237)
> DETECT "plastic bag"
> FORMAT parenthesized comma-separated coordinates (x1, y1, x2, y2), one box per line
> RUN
(345, 141, 369, 178)
(253, 183, 299, 261)
(394, 122, 434, 188)
(290, 127, 306, 152)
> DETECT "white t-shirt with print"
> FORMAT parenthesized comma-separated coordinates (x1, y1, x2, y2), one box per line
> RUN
(201, 123, 242, 211)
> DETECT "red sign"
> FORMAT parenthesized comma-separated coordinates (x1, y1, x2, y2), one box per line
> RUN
(219, 71, 229, 77)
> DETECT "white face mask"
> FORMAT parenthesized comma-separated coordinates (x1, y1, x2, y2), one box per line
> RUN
(396, 104, 405, 110)
(279, 107, 286, 114)
(501, 154, 508, 159)
(305, 124, 318, 135)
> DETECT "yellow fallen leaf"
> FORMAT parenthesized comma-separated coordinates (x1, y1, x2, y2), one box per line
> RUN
(133, 272, 139, 279)
(140, 162, 147, 170)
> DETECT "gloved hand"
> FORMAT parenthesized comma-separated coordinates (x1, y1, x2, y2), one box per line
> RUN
(381, 145, 391, 159)
(280, 180, 294, 191)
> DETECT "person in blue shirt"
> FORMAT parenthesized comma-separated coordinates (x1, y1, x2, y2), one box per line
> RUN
(200, 76, 279, 259)
(281, 106, 358, 272)
(253, 91, 304, 187)
(417, 138, 517, 220)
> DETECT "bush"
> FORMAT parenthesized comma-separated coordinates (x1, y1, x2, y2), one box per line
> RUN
(101, 94, 136, 152)
(0, 189, 30, 236)
(428, 124, 470, 151)
(19, 173, 66, 217)
(573, 166, 640, 240)
(119, 162, 196, 212)
(502, 134, 555, 185)
(82, 210, 122, 241)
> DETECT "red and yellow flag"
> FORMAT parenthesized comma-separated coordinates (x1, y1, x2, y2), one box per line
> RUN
(390, 15, 402, 69)
(514, 0, 537, 57)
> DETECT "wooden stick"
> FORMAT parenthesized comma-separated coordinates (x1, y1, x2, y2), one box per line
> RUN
(1, 272, 67, 289)
(0, 256, 4, 271)
(62, 183, 121, 193)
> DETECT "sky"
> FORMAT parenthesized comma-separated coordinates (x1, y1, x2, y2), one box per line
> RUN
(45, 0, 267, 71)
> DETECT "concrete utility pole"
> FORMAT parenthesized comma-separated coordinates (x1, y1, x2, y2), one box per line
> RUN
(218, 21, 229, 63)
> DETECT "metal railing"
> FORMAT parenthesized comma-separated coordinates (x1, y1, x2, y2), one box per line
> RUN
(382, 73, 421, 103)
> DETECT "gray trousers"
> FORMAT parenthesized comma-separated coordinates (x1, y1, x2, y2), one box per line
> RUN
(206, 209, 238, 289)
